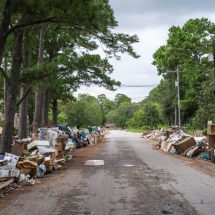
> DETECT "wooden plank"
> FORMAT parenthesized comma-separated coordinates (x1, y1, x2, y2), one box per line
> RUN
(0, 178, 14, 190)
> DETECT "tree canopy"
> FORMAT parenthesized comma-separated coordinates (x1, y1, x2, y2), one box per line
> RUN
(152, 18, 215, 128)
(0, 0, 139, 152)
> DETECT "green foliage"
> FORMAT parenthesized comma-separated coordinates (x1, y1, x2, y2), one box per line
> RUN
(66, 94, 102, 128)
(128, 102, 161, 129)
(57, 112, 67, 124)
(152, 18, 215, 129)
(2, 0, 140, 100)
(54, 92, 164, 130)
(126, 128, 143, 133)
(97, 94, 115, 125)
(128, 108, 145, 128)
(114, 94, 131, 106)
(105, 94, 138, 128)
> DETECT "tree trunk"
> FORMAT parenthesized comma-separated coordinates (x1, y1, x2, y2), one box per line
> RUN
(18, 34, 29, 139)
(3, 56, 8, 114)
(0, 0, 12, 64)
(33, 87, 43, 132)
(18, 87, 28, 139)
(52, 99, 58, 126)
(1, 0, 12, 120)
(33, 25, 45, 132)
(1, 30, 24, 152)
(41, 88, 50, 127)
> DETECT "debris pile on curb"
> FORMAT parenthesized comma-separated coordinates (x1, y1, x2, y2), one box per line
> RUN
(0, 125, 105, 196)
(143, 127, 208, 158)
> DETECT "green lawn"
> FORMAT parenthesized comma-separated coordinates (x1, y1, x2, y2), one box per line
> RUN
(126, 128, 143, 133)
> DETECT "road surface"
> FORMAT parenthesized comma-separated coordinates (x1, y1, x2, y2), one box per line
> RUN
(1, 130, 215, 215)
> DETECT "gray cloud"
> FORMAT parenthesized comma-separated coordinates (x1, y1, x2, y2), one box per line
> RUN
(110, 0, 215, 29)
(110, 0, 215, 15)
(76, 1, 215, 102)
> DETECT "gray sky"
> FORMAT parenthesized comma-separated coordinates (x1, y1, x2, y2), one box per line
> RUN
(75, 0, 215, 102)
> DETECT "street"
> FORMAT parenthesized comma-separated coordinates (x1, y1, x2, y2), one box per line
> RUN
(1, 130, 215, 215)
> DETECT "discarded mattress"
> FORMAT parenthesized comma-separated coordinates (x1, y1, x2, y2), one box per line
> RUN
(27, 140, 50, 151)
(37, 146, 56, 155)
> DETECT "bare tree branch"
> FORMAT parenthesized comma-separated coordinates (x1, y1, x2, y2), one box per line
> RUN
(7, 16, 57, 35)
(16, 87, 31, 107)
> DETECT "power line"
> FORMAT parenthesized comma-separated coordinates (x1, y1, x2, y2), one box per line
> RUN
(120, 84, 158, 88)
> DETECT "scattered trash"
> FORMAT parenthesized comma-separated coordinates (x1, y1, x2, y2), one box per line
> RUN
(144, 127, 209, 160)
(199, 153, 209, 160)
(173, 137, 196, 154)
(0, 125, 106, 196)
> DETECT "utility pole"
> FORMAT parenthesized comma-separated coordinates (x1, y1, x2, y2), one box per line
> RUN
(174, 106, 177, 126)
(176, 69, 181, 128)
(213, 39, 215, 70)
(173, 69, 181, 128)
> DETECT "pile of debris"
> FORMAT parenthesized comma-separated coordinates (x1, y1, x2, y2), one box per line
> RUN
(0, 125, 105, 196)
(144, 127, 208, 158)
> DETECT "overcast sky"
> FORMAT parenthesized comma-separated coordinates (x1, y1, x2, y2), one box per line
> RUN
(75, 0, 215, 102)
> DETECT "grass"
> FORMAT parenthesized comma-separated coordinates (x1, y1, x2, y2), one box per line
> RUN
(126, 128, 143, 133)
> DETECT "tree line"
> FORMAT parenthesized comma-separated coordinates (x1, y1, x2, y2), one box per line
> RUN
(0, 0, 139, 153)
(62, 93, 161, 130)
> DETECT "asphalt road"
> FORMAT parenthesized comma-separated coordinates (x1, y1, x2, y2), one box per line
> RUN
(1, 130, 215, 215)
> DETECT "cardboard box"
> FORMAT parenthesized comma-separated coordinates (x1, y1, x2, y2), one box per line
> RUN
(54, 147, 59, 157)
(55, 138, 64, 152)
(208, 135, 215, 149)
(17, 160, 37, 175)
(207, 124, 215, 135)
(11, 142, 24, 156)
(32, 134, 39, 141)
(173, 137, 196, 153)
(194, 130, 203, 137)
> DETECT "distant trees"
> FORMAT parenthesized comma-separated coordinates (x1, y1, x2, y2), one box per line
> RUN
(97, 94, 115, 125)
(66, 95, 102, 128)
(128, 101, 160, 129)
(63, 93, 161, 129)
(107, 101, 136, 128)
